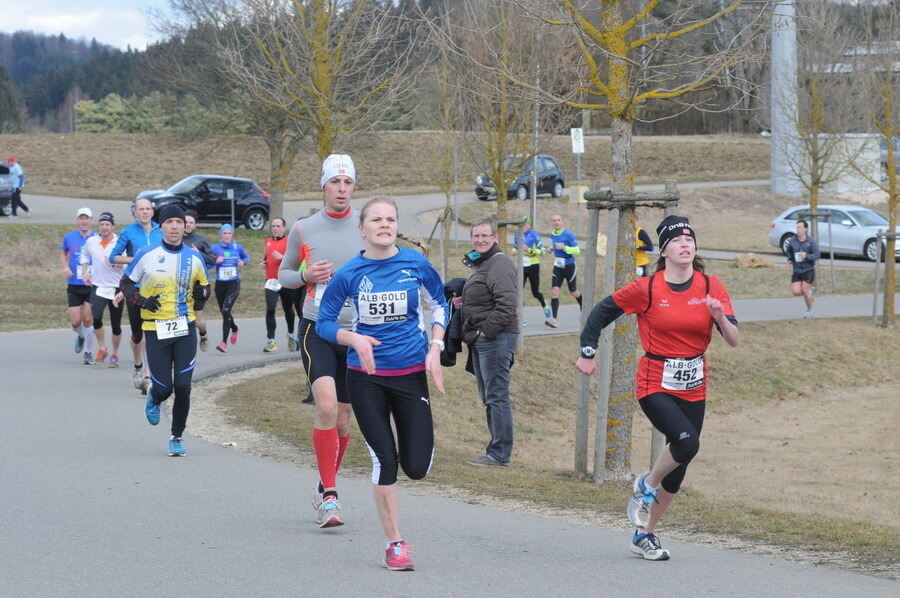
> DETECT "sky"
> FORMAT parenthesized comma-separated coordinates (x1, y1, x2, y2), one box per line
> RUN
(5, 0, 172, 50)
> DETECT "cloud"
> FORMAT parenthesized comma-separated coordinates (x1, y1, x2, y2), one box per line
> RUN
(19, 8, 159, 49)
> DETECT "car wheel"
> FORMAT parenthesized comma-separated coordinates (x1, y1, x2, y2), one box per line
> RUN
(864, 238, 885, 262)
(516, 185, 528, 201)
(476, 194, 490, 201)
(244, 208, 267, 231)
(780, 233, 796, 256)
(1, 202, 10, 217)
(551, 182, 564, 198)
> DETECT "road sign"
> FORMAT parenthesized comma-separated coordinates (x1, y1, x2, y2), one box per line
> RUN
(571, 128, 585, 154)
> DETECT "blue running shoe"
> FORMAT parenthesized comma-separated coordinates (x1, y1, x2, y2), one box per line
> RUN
(630, 529, 670, 561)
(145, 393, 160, 426)
(543, 305, 552, 319)
(168, 437, 186, 457)
(627, 471, 658, 528)
(74, 335, 84, 353)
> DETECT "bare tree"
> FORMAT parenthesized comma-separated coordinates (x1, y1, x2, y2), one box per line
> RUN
(771, 0, 866, 226)
(852, 1, 899, 326)
(156, 0, 423, 218)
(486, 0, 771, 481)
(428, 0, 579, 249)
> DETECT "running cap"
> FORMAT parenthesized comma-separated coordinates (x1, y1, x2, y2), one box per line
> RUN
(6, 157, 14, 164)
(76, 207, 93, 218)
(320, 154, 355, 188)
(98, 212, 115, 224)
(524, 216, 532, 225)
(656, 215, 696, 252)
(158, 204, 186, 224)
(220, 223, 234, 232)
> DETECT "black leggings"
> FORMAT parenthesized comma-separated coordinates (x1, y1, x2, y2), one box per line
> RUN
(10, 188, 28, 215)
(215, 280, 241, 343)
(90, 288, 123, 335)
(146, 323, 197, 437)
(638, 392, 705, 494)
(265, 287, 297, 338)
(125, 300, 144, 344)
(522, 264, 546, 307)
(347, 369, 434, 486)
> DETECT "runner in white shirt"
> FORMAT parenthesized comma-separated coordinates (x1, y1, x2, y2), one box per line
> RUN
(80, 212, 126, 366)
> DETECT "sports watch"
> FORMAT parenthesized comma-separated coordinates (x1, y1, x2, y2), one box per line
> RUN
(580, 346, 597, 359)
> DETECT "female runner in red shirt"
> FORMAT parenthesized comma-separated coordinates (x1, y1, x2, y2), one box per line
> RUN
(576, 215, 740, 561)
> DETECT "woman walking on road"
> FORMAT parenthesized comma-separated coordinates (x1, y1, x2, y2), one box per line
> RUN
(316, 197, 448, 571)
(211, 224, 249, 353)
(576, 215, 740, 561)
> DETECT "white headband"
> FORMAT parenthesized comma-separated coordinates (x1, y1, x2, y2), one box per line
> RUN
(320, 154, 356, 188)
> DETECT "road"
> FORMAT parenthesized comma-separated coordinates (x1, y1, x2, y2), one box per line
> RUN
(2, 322, 897, 597)
(1, 186, 897, 595)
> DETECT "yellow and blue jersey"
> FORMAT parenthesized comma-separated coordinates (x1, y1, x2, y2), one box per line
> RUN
(125, 242, 210, 330)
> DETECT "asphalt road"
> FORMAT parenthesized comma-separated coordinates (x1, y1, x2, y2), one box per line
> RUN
(2, 322, 898, 597)
(2, 187, 897, 595)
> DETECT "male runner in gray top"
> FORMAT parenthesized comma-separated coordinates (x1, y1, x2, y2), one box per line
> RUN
(279, 154, 363, 528)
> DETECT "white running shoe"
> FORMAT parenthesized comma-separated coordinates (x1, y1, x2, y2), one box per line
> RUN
(316, 497, 344, 528)
(627, 471, 658, 529)
(311, 484, 324, 511)
(630, 529, 670, 561)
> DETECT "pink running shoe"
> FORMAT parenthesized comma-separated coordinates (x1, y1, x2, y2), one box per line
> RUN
(384, 540, 415, 571)
(216, 342, 228, 353)
(229, 326, 239, 346)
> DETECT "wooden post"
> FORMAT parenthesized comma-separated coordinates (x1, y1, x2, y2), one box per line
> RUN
(575, 181, 602, 477)
(592, 206, 618, 482)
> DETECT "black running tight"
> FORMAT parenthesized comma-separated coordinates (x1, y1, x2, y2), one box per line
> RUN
(215, 279, 241, 343)
(638, 392, 705, 494)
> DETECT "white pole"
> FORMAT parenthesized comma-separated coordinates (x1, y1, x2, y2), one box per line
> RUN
(771, 0, 803, 195)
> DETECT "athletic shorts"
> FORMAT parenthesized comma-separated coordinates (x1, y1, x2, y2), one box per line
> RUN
(552, 263, 578, 292)
(791, 270, 815, 284)
(67, 284, 92, 308)
(299, 318, 350, 404)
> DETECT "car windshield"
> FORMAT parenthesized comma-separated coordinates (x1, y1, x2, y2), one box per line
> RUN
(848, 209, 887, 227)
(167, 175, 205, 194)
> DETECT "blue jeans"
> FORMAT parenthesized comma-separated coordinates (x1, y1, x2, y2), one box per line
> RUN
(471, 332, 517, 464)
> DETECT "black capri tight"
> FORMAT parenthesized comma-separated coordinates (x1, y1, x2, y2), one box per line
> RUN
(90, 288, 123, 335)
(347, 369, 434, 486)
(265, 286, 297, 338)
(125, 300, 143, 344)
(638, 392, 705, 494)
(215, 279, 241, 343)
(522, 264, 546, 307)
(146, 323, 197, 438)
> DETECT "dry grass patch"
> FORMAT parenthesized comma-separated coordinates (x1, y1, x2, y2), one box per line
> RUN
(217, 319, 899, 575)
(2, 132, 770, 200)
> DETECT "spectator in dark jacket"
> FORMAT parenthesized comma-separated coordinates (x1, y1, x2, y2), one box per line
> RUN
(457, 216, 519, 467)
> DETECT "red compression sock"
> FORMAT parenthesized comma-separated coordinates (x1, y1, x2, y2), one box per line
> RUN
(336, 433, 351, 472)
(312, 428, 340, 490)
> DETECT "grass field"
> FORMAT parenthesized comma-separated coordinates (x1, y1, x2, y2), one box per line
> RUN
(217, 320, 899, 576)
(1, 223, 895, 332)
(0, 131, 770, 200)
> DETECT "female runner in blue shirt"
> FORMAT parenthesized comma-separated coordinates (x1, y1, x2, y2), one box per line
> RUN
(316, 197, 448, 572)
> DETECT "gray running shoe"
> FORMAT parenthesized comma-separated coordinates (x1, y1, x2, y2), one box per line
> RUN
(132, 369, 143, 390)
(288, 335, 298, 352)
(630, 529, 670, 561)
(311, 484, 324, 511)
(199, 335, 208, 352)
(468, 454, 509, 467)
(316, 497, 344, 528)
(83, 351, 93, 365)
(627, 471, 658, 528)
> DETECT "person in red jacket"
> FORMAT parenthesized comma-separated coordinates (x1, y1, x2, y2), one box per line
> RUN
(576, 215, 740, 561)
(261, 217, 299, 352)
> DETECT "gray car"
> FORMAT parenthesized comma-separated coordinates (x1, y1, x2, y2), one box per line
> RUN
(0, 164, 13, 217)
(767, 203, 899, 261)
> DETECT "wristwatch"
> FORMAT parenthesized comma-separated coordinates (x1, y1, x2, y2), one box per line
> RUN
(580, 346, 597, 359)
(430, 338, 445, 351)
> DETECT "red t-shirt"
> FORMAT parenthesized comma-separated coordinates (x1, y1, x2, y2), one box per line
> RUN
(611, 271, 734, 402)
(264, 236, 289, 280)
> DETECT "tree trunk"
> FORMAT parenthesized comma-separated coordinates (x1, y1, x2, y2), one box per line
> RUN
(442, 194, 451, 280)
(265, 134, 302, 221)
(604, 113, 638, 482)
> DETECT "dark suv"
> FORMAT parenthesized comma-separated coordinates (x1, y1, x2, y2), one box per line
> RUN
(136, 175, 270, 230)
(475, 154, 565, 201)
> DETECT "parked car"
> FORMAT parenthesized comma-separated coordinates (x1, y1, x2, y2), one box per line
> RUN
(0, 163, 13, 217)
(880, 136, 900, 177)
(136, 175, 270, 230)
(475, 154, 565, 201)
(768, 203, 900, 261)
